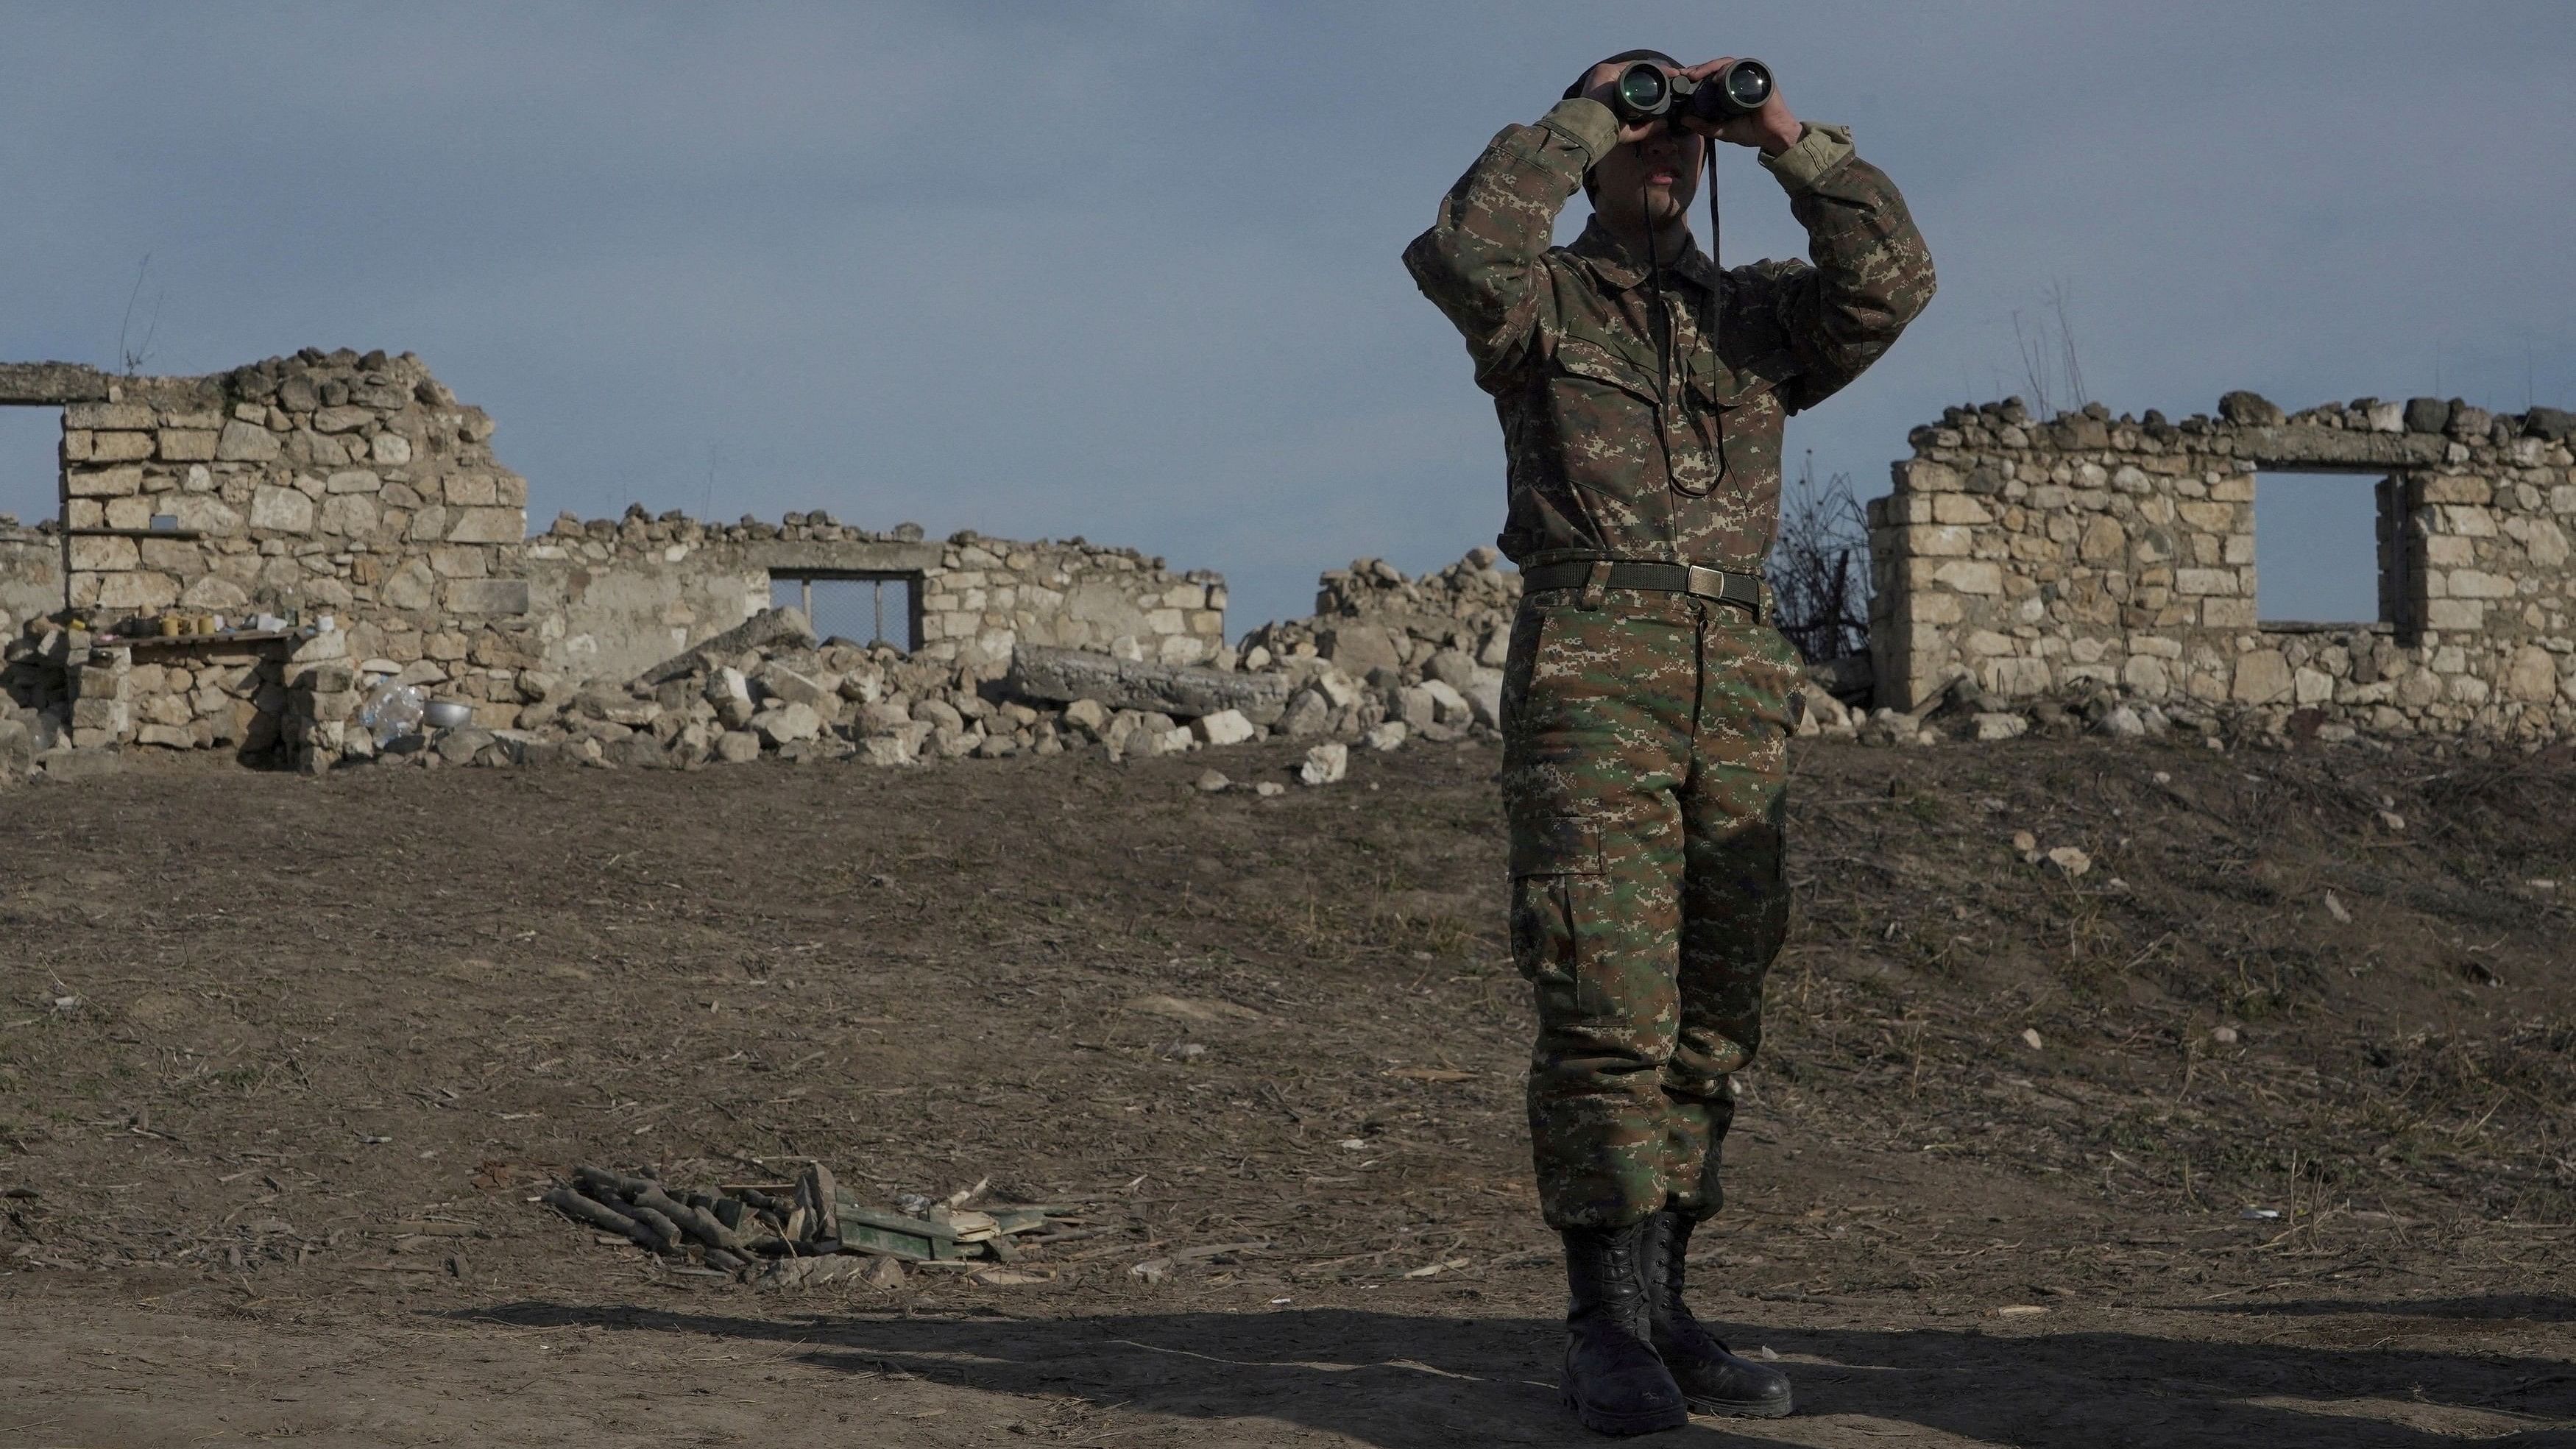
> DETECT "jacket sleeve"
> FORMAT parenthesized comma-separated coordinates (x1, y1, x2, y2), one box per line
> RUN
(1738, 124, 1936, 413)
(1403, 98, 1621, 391)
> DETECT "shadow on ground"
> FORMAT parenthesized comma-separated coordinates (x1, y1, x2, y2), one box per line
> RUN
(458, 1302, 2576, 1448)
(2195, 1295, 2576, 1323)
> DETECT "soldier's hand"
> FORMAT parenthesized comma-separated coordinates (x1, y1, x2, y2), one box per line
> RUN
(1579, 59, 1670, 147)
(1676, 57, 1802, 155)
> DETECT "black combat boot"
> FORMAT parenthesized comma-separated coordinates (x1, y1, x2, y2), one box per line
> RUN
(1557, 1221, 1689, 1435)
(1642, 1209, 1794, 1418)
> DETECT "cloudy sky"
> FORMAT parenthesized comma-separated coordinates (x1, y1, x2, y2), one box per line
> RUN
(3, 2, 2569, 628)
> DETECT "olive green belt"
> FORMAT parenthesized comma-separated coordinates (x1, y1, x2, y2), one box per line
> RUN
(1518, 560, 1763, 614)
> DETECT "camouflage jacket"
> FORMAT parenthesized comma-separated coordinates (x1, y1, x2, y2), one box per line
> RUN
(1403, 97, 1934, 575)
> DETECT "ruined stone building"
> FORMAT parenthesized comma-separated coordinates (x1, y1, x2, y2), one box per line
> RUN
(0, 351, 1224, 763)
(1867, 392, 2576, 740)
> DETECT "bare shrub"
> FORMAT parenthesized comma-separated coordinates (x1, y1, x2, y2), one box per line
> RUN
(1766, 454, 1871, 665)
(2010, 278, 2087, 418)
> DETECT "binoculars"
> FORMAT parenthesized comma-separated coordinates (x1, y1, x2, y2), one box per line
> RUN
(1608, 58, 1773, 127)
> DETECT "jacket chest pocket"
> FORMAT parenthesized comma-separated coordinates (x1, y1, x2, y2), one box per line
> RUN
(1541, 338, 1669, 498)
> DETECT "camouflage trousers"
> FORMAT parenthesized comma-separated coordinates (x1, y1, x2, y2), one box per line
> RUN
(1501, 584, 1799, 1230)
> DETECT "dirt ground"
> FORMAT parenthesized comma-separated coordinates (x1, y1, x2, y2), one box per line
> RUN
(2, 732, 2572, 1448)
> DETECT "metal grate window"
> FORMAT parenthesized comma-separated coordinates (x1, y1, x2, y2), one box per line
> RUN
(770, 572, 918, 651)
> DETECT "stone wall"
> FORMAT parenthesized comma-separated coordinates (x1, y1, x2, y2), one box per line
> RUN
(0, 522, 61, 637)
(1869, 393, 2576, 741)
(525, 510, 1223, 684)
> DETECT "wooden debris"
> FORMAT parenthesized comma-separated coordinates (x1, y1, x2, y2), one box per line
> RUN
(541, 1187, 657, 1250)
(931, 1208, 1000, 1243)
(573, 1166, 658, 1200)
(795, 1162, 840, 1244)
(627, 1203, 684, 1254)
(547, 1163, 1081, 1276)
(634, 1186, 742, 1252)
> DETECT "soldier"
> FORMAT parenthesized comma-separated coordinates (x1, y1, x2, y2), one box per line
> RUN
(1404, 49, 1933, 1433)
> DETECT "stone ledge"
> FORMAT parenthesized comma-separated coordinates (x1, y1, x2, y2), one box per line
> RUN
(0, 361, 110, 405)
(1009, 644, 1290, 725)
(2229, 426, 2446, 472)
(748, 539, 946, 575)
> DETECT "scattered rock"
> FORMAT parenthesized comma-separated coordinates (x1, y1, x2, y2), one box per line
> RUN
(1192, 709, 1257, 747)
(1277, 688, 1332, 737)
(2217, 390, 2285, 427)
(2210, 1025, 2240, 1045)
(756, 665, 835, 712)
(861, 735, 921, 768)
(1362, 722, 1408, 752)
(2095, 706, 2145, 739)
(37, 748, 124, 782)
(602, 734, 668, 770)
(2044, 846, 2092, 878)
(0, 718, 31, 782)
(755, 702, 824, 746)
(2019, 1027, 2044, 1050)
(1194, 770, 1231, 793)
(1298, 742, 1348, 787)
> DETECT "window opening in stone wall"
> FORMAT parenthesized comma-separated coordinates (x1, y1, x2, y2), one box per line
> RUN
(769, 571, 919, 652)
(2254, 472, 2400, 628)
(0, 406, 57, 526)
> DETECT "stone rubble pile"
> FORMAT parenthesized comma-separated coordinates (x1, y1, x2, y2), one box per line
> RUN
(1786, 671, 2238, 748)
(1239, 548, 1519, 678)
(360, 614, 1441, 781)
(1232, 548, 1517, 743)
(364, 549, 1535, 779)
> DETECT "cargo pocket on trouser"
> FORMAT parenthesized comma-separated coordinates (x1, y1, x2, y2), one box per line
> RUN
(1508, 815, 1603, 985)
(1511, 815, 1675, 1228)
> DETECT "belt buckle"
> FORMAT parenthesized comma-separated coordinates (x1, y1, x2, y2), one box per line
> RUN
(1684, 564, 1725, 602)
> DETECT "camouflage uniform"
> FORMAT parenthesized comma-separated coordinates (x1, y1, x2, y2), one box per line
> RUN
(1405, 96, 1933, 1230)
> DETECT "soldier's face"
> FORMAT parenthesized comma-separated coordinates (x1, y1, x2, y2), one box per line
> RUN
(1593, 124, 1705, 235)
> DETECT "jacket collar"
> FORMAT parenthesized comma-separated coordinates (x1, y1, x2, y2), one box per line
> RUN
(1567, 217, 1717, 293)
